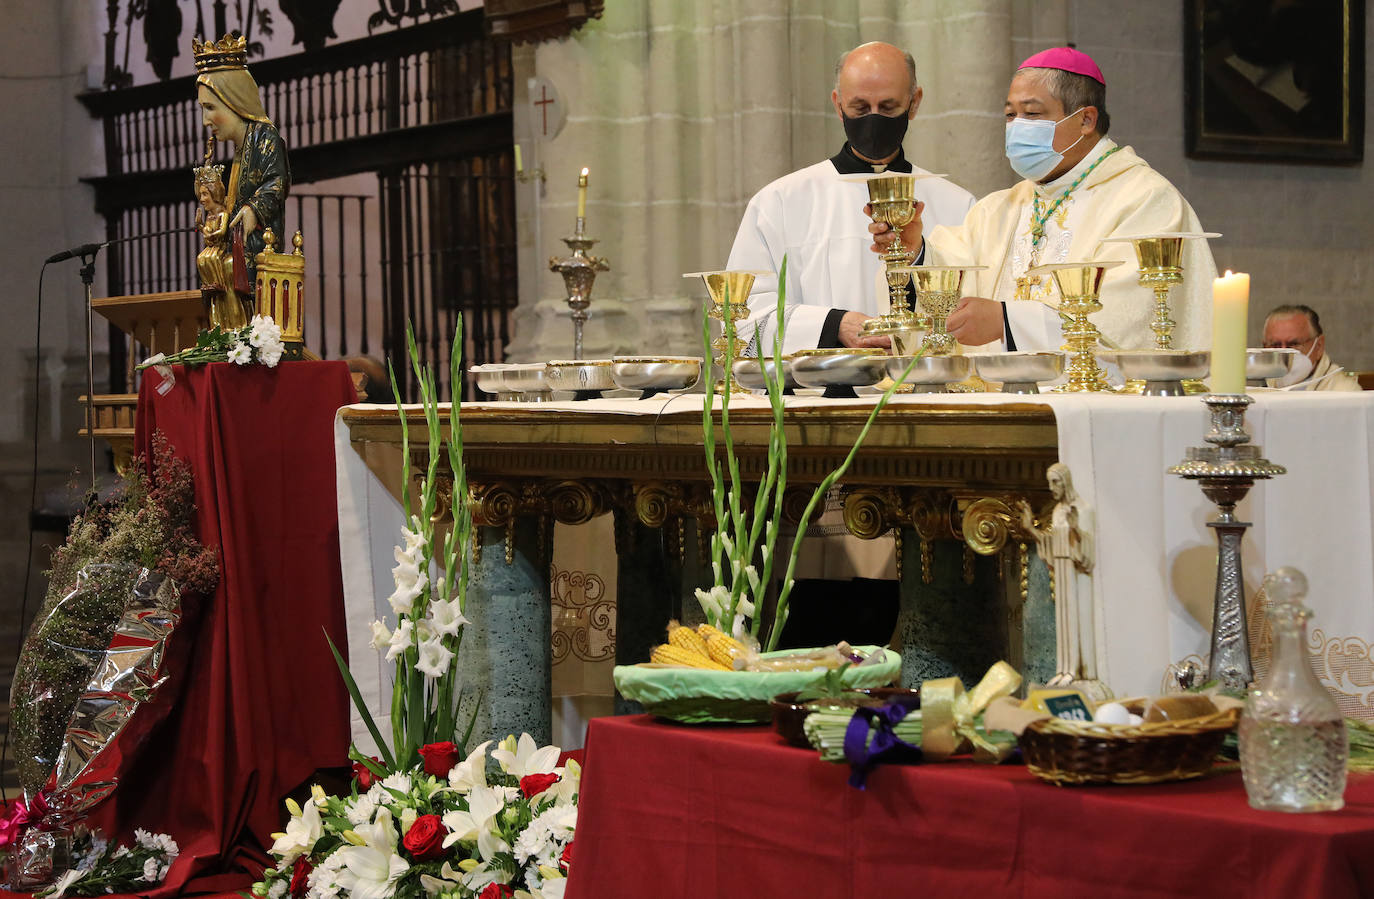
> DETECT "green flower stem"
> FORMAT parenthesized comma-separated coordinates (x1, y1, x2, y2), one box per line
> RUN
(762, 351, 923, 651)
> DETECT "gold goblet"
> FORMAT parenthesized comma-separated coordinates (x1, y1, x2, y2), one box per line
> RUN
(683, 270, 764, 394)
(1030, 261, 1122, 393)
(896, 265, 987, 356)
(856, 174, 919, 339)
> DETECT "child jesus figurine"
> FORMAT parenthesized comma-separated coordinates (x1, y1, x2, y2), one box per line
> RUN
(194, 161, 249, 331)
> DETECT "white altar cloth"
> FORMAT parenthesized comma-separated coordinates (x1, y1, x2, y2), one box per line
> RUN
(336, 390, 1374, 748)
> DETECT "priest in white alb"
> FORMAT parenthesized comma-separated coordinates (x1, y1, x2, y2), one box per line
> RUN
(873, 47, 1217, 354)
(728, 41, 975, 356)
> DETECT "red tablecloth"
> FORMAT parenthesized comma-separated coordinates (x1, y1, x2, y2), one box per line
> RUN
(86, 361, 357, 896)
(565, 715, 1374, 899)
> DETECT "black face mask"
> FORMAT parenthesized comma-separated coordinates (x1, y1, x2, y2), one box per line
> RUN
(842, 108, 910, 161)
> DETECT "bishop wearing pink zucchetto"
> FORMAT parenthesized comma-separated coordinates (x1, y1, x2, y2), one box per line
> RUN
(870, 46, 1218, 361)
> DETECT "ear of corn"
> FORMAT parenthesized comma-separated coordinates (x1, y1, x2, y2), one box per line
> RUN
(667, 620, 711, 657)
(650, 643, 732, 670)
(705, 633, 747, 669)
(698, 623, 747, 654)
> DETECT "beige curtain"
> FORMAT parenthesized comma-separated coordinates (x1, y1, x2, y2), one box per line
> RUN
(517, 1, 1064, 715)
(510, 0, 1035, 361)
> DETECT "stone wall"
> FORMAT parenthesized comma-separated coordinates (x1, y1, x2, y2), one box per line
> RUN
(1065, 1, 1373, 370)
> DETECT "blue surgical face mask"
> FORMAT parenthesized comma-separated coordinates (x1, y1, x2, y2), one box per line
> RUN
(1004, 108, 1085, 182)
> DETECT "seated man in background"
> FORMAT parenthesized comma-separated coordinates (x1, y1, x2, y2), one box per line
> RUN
(872, 46, 1216, 354)
(1262, 304, 1362, 391)
(727, 40, 974, 356)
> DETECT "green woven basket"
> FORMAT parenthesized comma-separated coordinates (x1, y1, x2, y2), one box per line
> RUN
(613, 645, 902, 724)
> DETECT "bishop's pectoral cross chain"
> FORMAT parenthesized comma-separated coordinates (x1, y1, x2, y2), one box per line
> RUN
(1013, 145, 1122, 302)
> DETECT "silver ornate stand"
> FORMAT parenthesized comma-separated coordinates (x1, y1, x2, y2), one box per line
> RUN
(1169, 394, 1286, 691)
(548, 217, 609, 360)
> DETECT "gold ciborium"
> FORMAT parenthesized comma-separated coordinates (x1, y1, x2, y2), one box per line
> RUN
(683, 269, 763, 394)
(894, 265, 987, 356)
(1031, 261, 1122, 393)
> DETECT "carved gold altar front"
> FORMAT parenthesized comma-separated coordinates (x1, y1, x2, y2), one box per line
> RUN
(341, 401, 1060, 572)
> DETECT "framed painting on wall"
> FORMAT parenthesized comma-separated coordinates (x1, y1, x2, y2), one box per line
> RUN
(1184, 0, 1364, 164)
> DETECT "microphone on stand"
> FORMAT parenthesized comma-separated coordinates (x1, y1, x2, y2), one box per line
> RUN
(44, 227, 195, 266)
(44, 226, 197, 491)
(45, 242, 107, 265)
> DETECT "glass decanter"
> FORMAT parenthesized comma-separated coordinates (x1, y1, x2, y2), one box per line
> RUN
(1238, 567, 1348, 812)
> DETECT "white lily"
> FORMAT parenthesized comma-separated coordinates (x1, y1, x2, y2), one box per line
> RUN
(333, 807, 409, 899)
(491, 732, 560, 779)
(447, 739, 492, 792)
(440, 784, 503, 847)
(269, 794, 323, 864)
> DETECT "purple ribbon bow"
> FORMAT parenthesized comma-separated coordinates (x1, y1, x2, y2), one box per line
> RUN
(842, 703, 923, 789)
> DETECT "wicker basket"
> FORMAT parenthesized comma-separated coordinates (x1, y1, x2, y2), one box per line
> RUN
(1019, 706, 1240, 785)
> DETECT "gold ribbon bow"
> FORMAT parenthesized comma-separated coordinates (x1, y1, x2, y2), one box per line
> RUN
(920, 661, 1023, 762)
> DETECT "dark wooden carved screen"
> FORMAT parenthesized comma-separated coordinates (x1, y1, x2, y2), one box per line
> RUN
(79, 10, 514, 401)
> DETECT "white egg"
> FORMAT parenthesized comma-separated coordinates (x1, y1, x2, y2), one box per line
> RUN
(1094, 702, 1132, 725)
(1128, 714, 1144, 726)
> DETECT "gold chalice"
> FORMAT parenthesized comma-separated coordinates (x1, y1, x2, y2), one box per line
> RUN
(854, 174, 919, 338)
(894, 265, 987, 356)
(1030, 261, 1122, 393)
(683, 269, 766, 394)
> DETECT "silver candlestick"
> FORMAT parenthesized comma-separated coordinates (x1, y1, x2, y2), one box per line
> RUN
(1169, 394, 1286, 692)
(549, 217, 609, 361)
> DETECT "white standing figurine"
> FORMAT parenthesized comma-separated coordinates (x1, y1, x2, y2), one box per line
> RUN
(1019, 463, 1108, 698)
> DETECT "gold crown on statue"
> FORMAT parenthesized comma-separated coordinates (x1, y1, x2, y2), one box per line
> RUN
(194, 163, 225, 186)
(192, 34, 249, 73)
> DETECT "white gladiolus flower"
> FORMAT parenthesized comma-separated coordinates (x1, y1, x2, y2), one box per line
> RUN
(386, 549, 428, 617)
(415, 635, 454, 679)
(385, 619, 414, 663)
(428, 598, 469, 637)
(368, 619, 392, 651)
(447, 740, 492, 792)
(694, 585, 729, 622)
(491, 733, 560, 779)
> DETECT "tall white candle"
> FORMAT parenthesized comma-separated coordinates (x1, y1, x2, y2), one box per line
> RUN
(577, 167, 589, 219)
(1211, 270, 1249, 394)
(514, 143, 523, 174)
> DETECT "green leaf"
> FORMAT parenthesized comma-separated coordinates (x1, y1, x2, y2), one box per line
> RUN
(325, 630, 396, 769)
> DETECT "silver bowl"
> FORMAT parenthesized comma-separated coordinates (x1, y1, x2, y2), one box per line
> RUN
(968, 352, 1066, 394)
(885, 354, 971, 393)
(610, 356, 702, 395)
(546, 359, 617, 396)
(731, 357, 798, 391)
(789, 348, 890, 389)
(1246, 348, 1297, 381)
(503, 362, 554, 401)
(1098, 349, 1209, 397)
(470, 364, 519, 401)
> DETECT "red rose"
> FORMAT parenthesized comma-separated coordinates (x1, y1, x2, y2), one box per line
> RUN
(289, 857, 312, 898)
(352, 757, 383, 789)
(478, 885, 514, 899)
(519, 772, 559, 798)
(419, 741, 461, 777)
(560, 841, 573, 872)
(402, 814, 448, 862)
